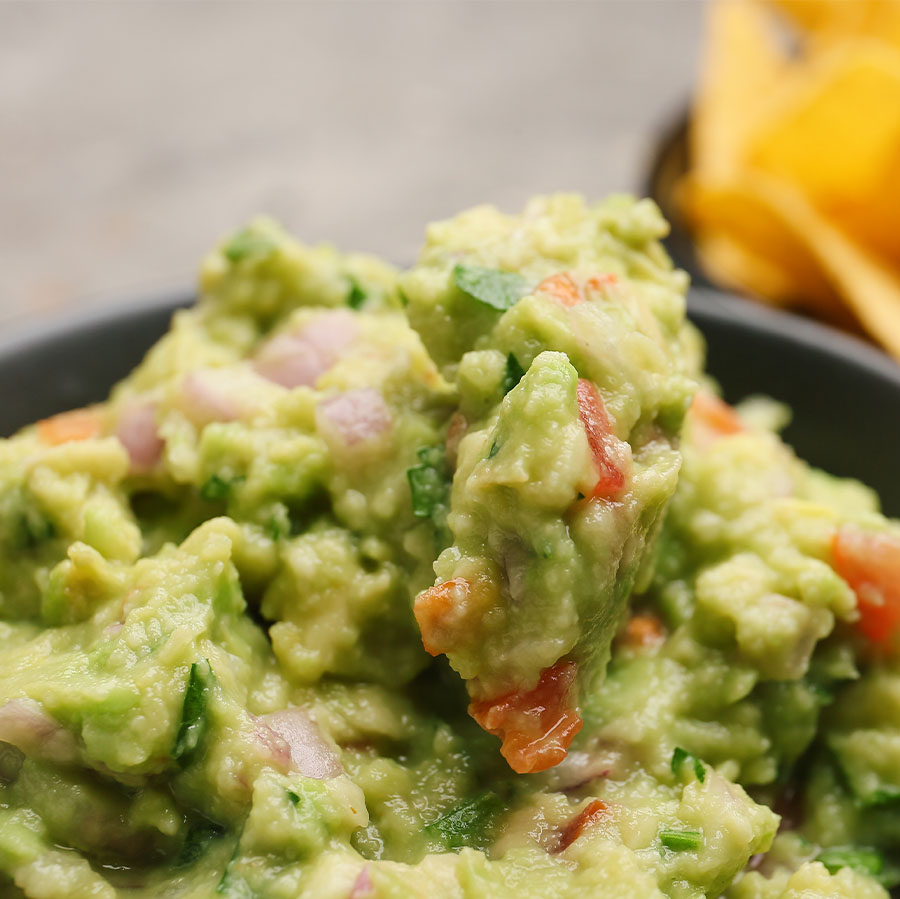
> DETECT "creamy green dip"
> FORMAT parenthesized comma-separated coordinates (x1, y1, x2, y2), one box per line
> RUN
(0, 196, 898, 898)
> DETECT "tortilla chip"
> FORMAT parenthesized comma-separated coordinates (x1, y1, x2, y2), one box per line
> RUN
(767, 0, 900, 49)
(681, 174, 843, 317)
(749, 44, 900, 206)
(685, 171, 900, 358)
(691, 0, 790, 179)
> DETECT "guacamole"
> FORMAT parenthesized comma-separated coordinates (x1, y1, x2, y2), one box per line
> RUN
(0, 195, 898, 899)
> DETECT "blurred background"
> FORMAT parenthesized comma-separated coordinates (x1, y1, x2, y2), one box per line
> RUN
(0, 1, 706, 329)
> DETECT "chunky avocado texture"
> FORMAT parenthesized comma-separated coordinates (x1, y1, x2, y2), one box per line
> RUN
(0, 199, 897, 898)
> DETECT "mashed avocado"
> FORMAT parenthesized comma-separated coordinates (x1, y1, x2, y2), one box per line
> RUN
(0, 196, 898, 898)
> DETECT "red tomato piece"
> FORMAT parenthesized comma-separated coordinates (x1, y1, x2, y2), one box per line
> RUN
(537, 273, 583, 307)
(469, 660, 584, 774)
(690, 390, 743, 439)
(553, 799, 608, 853)
(620, 613, 666, 650)
(37, 408, 104, 445)
(575, 379, 626, 499)
(833, 526, 900, 646)
(414, 578, 470, 657)
(584, 273, 619, 292)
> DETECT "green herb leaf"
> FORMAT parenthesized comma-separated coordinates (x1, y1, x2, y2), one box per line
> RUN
(453, 265, 530, 311)
(201, 475, 232, 502)
(223, 229, 277, 263)
(502, 353, 526, 395)
(407, 446, 450, 519)
(346, 276, 367, 310)
(487, 441, 500, 459)
(425, 791, 505, 850)
(286, 790, 301, 806)
(174, 819, 226, 869)
(671, 746, 705, 783)
(659, 829, 702, 851)
(817, 846, 884, 878)
(173, 660, 213, 763)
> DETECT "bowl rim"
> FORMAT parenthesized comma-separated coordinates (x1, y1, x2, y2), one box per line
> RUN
(0, 283, 895, 384)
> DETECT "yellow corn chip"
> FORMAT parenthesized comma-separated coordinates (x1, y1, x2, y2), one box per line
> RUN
(681, 174, 844, 316)
(685, 171, 900, 358)
(749, 43, 900, 205)
(691, 0, 789, 179)
(767, 0, 900, 49)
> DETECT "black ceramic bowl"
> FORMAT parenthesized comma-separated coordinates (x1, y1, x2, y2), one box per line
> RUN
(1, 288, 899, 515)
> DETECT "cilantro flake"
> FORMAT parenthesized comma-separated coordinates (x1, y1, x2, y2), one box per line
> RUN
(346, 276, 367, 310)
(173, 660, 213, 763)
(502, 353, 526, 395)
(425, 791, 505, 850)
(223, 229, 277, 263)
(453, 265, 530, 311)
(659, 829, 702, 852)
(671, 746, 705, 783)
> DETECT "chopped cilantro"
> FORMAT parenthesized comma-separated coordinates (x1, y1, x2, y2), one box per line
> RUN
(817, 846, 884, 879)
(173, 660, 213, 763)
(346, 276, 367, 310)
(200, 475, 232, 502)
(407, 446, 450, 519)
(502, 353, 526, 395)
(671, 746, 705, 783)
(452, 265, 530, 311)
(424, 791, 505, 850)
(286, 790, 301, 806)
(223, 229, 277, 263)
(174, 819, 226, 869)
(487, 442, 500, 459)
(659, 829, 702, 851)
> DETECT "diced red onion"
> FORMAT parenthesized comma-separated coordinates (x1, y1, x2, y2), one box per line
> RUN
(251, 716, 293, 772)
(316, 388, 392, 447)
(501, 538, 531, 606)
(254, 310, 358, 388)
(349, 866, 374, 898)
(180, 371, 242, 425)
(0, 699, 78, 763)
(115, 401, 164, 473)
(258, 708, 342, 779)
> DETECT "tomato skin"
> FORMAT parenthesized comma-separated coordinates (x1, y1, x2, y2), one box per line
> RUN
(537, 273, 583, 307)
(620, 613, 666, 650)
(537, 272, 619, 307)
(553, 799, 608, 853)
(832, 526, 900, 646)
(690, 390, 743, 441)
(575, 379, 626, 499)
(469, 660, 583, 774)
(37, 408, 104, 445)
(413, 578, 470, 657)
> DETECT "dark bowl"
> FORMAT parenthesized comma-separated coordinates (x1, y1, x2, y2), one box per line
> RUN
(644, 112, 710, 286)
(1, 288, 899, 515)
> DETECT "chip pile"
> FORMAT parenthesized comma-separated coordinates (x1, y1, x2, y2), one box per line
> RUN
(680, 0, 900, 360)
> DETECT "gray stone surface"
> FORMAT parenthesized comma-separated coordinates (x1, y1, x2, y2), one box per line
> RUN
(0, 0, 705, 328)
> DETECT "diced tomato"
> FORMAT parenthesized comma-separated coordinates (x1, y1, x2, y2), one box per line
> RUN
(620, 613, 666, 650)
(584, 273, 619, 293)
(469, 660, 584, 774)
(690, 390, 743, 440)
(537, 273, 583, 307)
(414, 578, 470, 656)
(553, 799, 608, 853)
(832, 526, 900, 647)
(445, 412, 467, 470)
(37, 407, 104, 445)
(575, 379, 626, 499)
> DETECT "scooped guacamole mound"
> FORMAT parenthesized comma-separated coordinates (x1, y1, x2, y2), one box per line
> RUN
(404, 195, 699, 772)
(0, 196, 899, 899)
